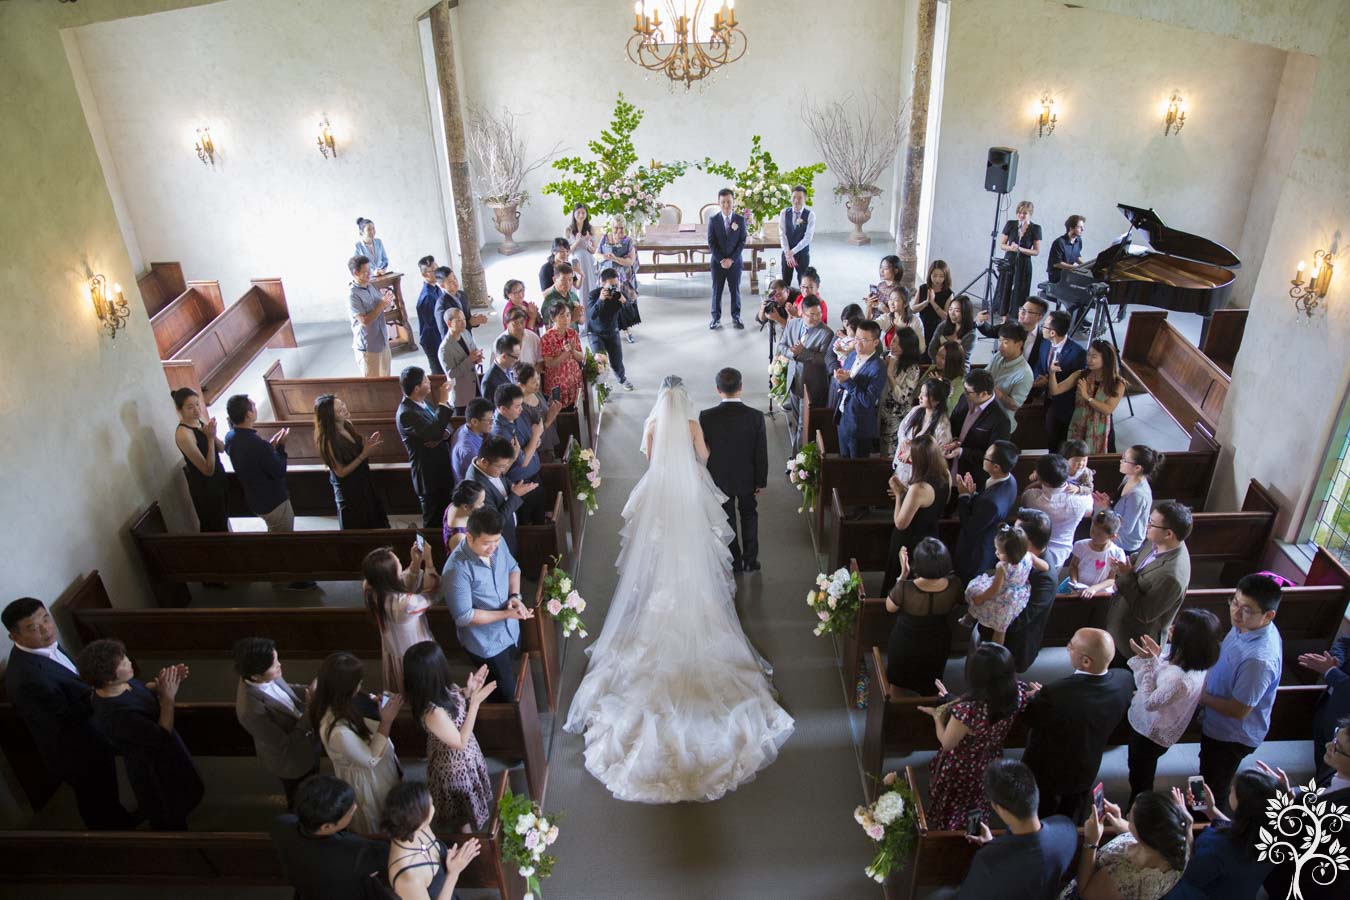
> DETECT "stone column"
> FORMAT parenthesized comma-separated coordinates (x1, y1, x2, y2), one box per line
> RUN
(429, 1, 490, 310)
(896, 0, 937, 294)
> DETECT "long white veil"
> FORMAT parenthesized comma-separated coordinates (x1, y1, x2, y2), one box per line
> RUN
(563, 375, 794, 803)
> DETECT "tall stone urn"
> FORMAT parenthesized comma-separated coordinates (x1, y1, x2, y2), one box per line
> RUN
(488, 200, 523, 255)
(844, 188, 882, 246)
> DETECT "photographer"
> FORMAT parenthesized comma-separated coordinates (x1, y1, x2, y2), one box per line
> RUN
(586, 268, 634, 391)
(756, 279, 800, 329)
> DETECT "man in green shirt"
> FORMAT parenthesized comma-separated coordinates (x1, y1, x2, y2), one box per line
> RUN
(540, 263, 584, 329)
(987, 322, 1034, 432)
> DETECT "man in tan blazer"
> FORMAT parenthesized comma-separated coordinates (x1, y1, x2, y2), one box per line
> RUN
(233, 637, 320, 807)
(1103, 500, 1193, 666)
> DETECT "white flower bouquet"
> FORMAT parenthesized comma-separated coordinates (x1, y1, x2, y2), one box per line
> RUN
(768, 355, 789, 405)
(855, 771, 918, 883)
(541, 560, 588, 639)
(500, 788, 560, 897)
(569, 442, 601, 516)
(807, 567, 863, 637)
(785, 442, 820, 514)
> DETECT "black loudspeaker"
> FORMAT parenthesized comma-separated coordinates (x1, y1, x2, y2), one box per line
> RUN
(985, 146, 1018, 194)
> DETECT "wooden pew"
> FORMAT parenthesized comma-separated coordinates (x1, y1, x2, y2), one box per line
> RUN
(1121, 311, 1230, 436)
(811, 422, 1220, 544)
(260, 359, 583, 454)
(162, 279, 297, 405)
(841, 552, 1350, 696)
(827, 478, 1273, 576)
(862, 648, 1325, 792)
(136, 261, 187, 318)
(134, 495, 570, 618)
(149, 281, 226, 360)
(0, 771, 526, 899)
(1198, 307, 1247, 375)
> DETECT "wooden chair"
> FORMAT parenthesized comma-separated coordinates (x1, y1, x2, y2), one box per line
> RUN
(651, 204, 688, 277)
(690, 202, 720, 268)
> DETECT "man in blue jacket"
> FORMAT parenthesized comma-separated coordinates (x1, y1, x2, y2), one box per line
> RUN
(832, 320, 886, 458)
(224, 394, 315, 590)
(953, 440, 1020, 581)
(1301, 633, 1350, 780)
(706, 188, 747, 329)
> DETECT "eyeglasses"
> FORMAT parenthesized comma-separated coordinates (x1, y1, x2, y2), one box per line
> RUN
(1228, 597, 1263, 617)
(1146, 521, 1168, 532)
(1332, 737, 1350, 759)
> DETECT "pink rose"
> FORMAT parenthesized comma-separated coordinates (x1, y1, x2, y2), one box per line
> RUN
(524, 830, 540, 850)
(865, 823, 885, 841)
(817, 610, 830, 621)
(546, 598, 563, 616)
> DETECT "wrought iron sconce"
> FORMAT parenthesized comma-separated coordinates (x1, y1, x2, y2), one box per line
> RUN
(317, 117, 337, 158)
(1290, 250, 1334, 318)
(1163, 92, 1186, 136)
(1038, 94, 1057, 138)
(89, 274, 130, 339)
(195, 126, 216, 166)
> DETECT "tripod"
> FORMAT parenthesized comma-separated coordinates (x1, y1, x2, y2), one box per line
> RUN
(954, 191, 1011, 317)
(764, 315, 779, 419)
(1071, 286, 1135, 417)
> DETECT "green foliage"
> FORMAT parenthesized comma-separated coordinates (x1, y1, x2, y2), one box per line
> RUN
(499, 788, 560, 897)
(702, 136, 828, 229)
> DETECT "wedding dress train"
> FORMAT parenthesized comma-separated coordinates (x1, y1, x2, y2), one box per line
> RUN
(562, 377, 794, 803)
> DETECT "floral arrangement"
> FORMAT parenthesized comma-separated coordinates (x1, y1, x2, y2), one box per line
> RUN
(569, 444, 602, 516)
(542, 93, 689, 223)
(541, 559, 588, 639)
(499, 788, 560, 898)
(595, 381, 612, 409)
(855, 771, 919, 883)
(786, 441, 821, 514)
(768, 355, 789, 405)
(702, 136, 827, 232)
(808, 567, 863, 636)
(581, 349, 609, 386)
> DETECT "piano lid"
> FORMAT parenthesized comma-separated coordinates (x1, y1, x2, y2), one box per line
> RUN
(1115, 204, 1241, 270)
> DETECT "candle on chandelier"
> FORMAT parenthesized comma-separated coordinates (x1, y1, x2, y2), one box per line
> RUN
(634, 0, 643, 30)
(727, 0, 737, 26)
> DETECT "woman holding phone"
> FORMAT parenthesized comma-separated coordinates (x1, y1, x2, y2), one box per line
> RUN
(362, 544, 441, 694)
(514, 362, 562, 462)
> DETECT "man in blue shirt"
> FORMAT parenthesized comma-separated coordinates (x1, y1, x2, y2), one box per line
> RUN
(451, 398, 494, 484)
(443, 507, 531, 703)
(489, 384, 545, 526)
(347, 255, 393, 377)
(1198, 573, 1284, 814)
(1047, 214, 1086, 283)
(224, 394, 315, 590)
(953, 759, 1077, 900)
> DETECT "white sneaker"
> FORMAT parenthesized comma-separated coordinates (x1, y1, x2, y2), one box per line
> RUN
(622, 380, 635, 391)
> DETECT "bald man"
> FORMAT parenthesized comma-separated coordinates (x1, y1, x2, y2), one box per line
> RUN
(1020, 628, 1135, 821)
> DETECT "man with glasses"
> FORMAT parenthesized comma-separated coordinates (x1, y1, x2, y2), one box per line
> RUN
(953, 440, 1020, 582)
(947, 369, 1011, 490)
(1300, 628, 1350, 780)
(832, 320, 886, 458)
(1102, 500, 1193, 668)
(1263, 717, 1350, 900)
(451, 398, 495, 483)
(777, 294, 832, 454)
(1197, 573, 1284, 814)
(977, 296, 1048, 363)
(480, 333, 519, 405)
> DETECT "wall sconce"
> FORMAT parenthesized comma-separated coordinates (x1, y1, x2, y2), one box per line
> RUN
(317, 117, 337, 159)
(1163, 92, 1186, 136)
(194, 126, 216, 166)
(1038, 94, 1058, 138)
(1290, 250, 1334, 317)
(89, 274, 130, 339)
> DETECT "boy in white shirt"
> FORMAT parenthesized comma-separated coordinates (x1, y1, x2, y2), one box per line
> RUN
(1066, 509, 1127, 596)
(1062, 439, 1095, 494)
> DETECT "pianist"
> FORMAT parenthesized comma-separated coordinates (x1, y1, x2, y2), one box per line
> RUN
(1047, 215, 1086, 283)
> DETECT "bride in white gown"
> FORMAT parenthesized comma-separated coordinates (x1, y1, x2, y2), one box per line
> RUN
(562, 376, 795, 803)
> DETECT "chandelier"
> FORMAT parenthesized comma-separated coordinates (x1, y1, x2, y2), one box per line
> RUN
(627, 1, 747, 89)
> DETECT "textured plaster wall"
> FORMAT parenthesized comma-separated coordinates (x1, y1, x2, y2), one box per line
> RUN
(72, 0, 450, 323)
(929, 0, 1287, 302)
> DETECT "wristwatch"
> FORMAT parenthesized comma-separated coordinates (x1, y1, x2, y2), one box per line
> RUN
(508, 593, 522, 601)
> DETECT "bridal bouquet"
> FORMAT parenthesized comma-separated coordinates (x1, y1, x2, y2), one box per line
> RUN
(570, 445, 602, 515)
(500, 788, 560, 898)
(855, 771, 919, 883)
(808, 567, 862, 636)
(541, 561, 588, 639)
(768, 356, 789, 405)
(786, 442, 820, 514)
(581, 349, 609, 386)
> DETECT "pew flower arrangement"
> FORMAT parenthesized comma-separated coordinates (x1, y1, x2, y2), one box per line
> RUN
(702, 136, 827, 233)
(808, 567, 863, 637)
(581, 349, 609, 385)
(570, 446, 602, 516)
(768, 355, 789, 405)
(499, 788, 560, 898)
(595, 381, 612, 410)
(786, 442, 821, 514)
(541, 560, 588, 639)
(855, 771, 919, 883)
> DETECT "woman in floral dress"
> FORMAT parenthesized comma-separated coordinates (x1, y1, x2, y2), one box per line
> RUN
(918, 643, 1035, 829)
(403, 642, 495, 832)
(1049, 339, 1127, 455)
(539, 302, 586, 409)
(879, 328, 926, 461)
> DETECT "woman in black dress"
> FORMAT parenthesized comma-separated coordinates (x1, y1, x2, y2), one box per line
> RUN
(882, 434, 952, 595)
(172, 388, 229, 532)
(886, 537, 963, 696)
(77, 639, 203, 830)
(912, 260, 954, 358)
(315, 394, 390, 530)
(995, 200, 1042, 318)
(381, 780, 481, 900)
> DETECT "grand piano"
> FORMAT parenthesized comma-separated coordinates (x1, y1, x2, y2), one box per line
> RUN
(1040, 204, 1241, 328)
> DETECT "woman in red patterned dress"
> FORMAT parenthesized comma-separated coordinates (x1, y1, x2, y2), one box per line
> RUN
(539, 302, 585, 409)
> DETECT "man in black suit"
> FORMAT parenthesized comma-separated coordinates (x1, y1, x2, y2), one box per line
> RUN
(953, 439, 1020, 582)
(396, 365, 457, 528)
(1037, 310, 1088, 452)
(3, 598, 133, 829)
(269, 774, 386, 900)
(946, 369, 1011, 490)
(467, 435, 537, 557)
(480, 333, 519, 404)
(706, 187, 748, 329)
(1022, 628, 1135, 822)
(699, 368, 768, 573)
(1004, 508, 1058, 671)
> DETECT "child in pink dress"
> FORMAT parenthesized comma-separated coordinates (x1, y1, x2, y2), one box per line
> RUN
(964, 526, 1034, 644)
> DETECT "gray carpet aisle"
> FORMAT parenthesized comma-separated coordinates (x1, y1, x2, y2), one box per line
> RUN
(542, 275, 876, 900)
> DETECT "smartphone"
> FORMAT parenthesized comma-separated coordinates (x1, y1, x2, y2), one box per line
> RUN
(1188, 776, 1207, 810)
(414, 533, 428, 553)
(868, 283, 879, 296)
(965, 810, 984, 837)
(551, 386, 562, 402)
(1092, 782, 1106, 818)
(379, 691, 393, 710)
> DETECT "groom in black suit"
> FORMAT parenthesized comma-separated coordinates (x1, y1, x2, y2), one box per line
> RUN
(706, 188, 747, 330)
(700, 368, 768, 572)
